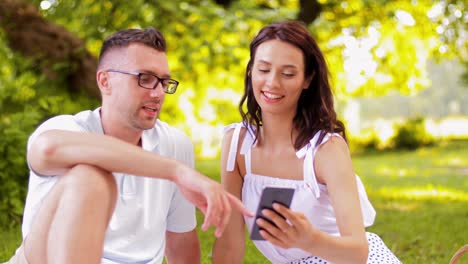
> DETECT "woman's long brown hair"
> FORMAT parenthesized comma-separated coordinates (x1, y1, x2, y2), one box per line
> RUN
(239, 20, 346, 149)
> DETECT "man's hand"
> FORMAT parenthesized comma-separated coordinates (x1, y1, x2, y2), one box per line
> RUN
(29, 129, 252, 237)
(173, 165, 253, 237)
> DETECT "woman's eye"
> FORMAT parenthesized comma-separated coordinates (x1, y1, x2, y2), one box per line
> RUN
(283, 73, 295, 77)
(258, 69, 269, 73)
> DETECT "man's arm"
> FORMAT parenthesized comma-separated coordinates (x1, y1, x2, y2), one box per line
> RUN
(28, 129, 253, 236)
(165, 230, 200, 264)
(28, 129, 179, 179)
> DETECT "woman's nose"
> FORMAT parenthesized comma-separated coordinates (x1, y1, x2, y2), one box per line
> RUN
(265, 71, 280, 88)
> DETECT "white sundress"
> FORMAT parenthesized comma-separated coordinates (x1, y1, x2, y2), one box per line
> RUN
(225, 123, 401, 264)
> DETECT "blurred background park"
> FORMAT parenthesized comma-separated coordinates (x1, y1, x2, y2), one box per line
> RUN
(0, 0, 467, 263)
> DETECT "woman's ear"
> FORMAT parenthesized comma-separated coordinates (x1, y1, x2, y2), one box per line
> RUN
(303, 72, 315, 89)
(96, 70, 112, 95)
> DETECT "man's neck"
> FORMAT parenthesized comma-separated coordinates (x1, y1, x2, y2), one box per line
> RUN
(99, 108, 143, 146)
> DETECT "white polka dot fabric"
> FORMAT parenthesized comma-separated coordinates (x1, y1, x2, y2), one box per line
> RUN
(290, 232, 401, 264)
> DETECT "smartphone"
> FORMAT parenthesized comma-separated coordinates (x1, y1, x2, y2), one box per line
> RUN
(250, 187, 295, 240)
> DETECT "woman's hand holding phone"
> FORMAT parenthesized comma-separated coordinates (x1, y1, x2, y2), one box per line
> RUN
(255, 203, 318, 251)
(250, 187, 294, 240)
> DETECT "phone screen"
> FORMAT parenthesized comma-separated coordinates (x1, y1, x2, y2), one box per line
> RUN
(250, 187, 295, 240)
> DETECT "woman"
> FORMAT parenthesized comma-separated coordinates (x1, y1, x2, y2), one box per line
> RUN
(212, 21, 401, 264)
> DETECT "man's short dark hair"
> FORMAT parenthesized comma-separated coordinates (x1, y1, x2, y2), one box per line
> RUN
(98, 27, 166, 66)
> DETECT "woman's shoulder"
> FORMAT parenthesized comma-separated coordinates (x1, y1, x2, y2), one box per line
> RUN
(223, 122, 257, 132)
(311, 131, 346, 148)
(312, 130, 347, 154)
(222, 122, 257, 154)
(317, 135, 348, 154)
(223, 122, 256, 140)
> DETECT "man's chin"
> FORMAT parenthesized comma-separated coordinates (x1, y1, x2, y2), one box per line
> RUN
(142, 120, 158, 130)
(133, 119, 158, 130)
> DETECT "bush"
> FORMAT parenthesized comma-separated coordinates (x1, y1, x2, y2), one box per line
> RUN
(391, 117, 434, 150)
(349, 133, 381, 154)
(0, 111, 40, 227)
(0, 39, 98, 226)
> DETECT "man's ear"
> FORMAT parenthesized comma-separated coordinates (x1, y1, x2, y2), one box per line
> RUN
(97, 70, 111, 95)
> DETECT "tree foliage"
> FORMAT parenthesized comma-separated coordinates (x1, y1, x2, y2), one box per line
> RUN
(0, 0, 100, 98)
(0, 0, 466, 224)
(0, 30, 97, 226)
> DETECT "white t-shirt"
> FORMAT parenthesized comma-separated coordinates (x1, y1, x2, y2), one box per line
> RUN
(22, 108, 197, 264)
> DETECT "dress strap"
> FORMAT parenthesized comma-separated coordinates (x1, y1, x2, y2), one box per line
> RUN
(225, 123, 242, 172)
(296, 133, 322, 198)
(298, 132, 377, 223)
(296, 131, 344, 198)
(224, 123, 256, 172)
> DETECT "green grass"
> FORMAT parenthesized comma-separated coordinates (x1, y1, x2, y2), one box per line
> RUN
(196, 140, 468, 264)
(2, 140, 467, 263)
(0, 224, 22, 262)
(352, 140, 468, 263)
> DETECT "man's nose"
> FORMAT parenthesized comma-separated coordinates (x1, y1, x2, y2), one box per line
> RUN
(149, 82, 165, 97)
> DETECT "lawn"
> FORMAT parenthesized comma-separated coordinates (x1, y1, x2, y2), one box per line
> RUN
(1, 140, 467, 263)
(195, 140, 468, 264)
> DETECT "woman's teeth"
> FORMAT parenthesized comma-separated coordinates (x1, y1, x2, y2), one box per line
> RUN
(263, 92, 282, 99)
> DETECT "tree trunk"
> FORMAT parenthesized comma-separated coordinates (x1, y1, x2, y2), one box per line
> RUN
(213, 0, 322, 25)
(0, 0, 100, 98)
(298, 0, 322, 25)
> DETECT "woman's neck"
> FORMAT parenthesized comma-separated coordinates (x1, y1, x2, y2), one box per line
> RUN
(259, 113, 297, 151)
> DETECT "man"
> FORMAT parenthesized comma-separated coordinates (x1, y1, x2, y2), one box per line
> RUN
(7, 27, 251, 264)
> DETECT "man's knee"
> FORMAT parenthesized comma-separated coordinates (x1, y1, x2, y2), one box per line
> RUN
(22, 166, 117, 263)
(59, 165, 117, 209)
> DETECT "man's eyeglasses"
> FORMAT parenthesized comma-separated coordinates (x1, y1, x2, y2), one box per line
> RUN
(106, 69, 179, 94)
